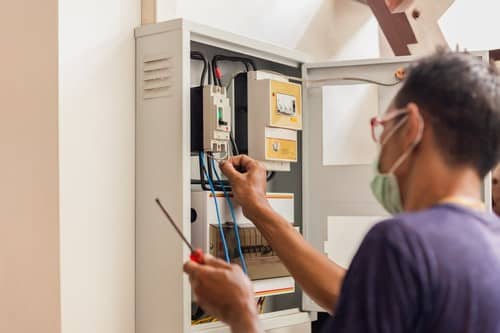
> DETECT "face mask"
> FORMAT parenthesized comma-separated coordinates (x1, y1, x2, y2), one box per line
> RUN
(370, 156, 404, 214)
(370, 112, 424, 214)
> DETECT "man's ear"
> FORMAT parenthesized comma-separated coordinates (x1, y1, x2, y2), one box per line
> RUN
(402, 102, 424, 148)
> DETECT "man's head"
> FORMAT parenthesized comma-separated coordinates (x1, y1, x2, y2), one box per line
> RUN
(377, 50, 500, 209)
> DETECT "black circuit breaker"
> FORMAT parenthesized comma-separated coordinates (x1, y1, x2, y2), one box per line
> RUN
(190, 86, 204, 153)
(233, 72, 249, 154)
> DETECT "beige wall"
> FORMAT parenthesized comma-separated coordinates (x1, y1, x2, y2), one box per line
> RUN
(0, 1, 61, 333)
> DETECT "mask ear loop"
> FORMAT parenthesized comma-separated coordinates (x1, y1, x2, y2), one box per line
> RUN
(381, 114, 409, 146)
(388, 113, 425, 173)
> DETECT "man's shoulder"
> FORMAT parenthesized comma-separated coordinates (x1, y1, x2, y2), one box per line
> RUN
(362, 210, 444, 263)
(372, 204, 486, 240)
(365, 216, 419, 247)
(365, 205, 500, 270)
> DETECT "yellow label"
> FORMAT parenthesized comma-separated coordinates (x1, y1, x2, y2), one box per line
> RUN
(270, 80, 302, 130)
(266, 138, 297, 161)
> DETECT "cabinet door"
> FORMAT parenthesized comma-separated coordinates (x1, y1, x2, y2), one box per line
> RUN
(301, 56, 418, 312)
(301, 52, 494, 313)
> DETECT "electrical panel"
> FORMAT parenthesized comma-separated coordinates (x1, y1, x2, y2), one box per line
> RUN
(235, 71, 303, 171)
(188, 50, 302, 303)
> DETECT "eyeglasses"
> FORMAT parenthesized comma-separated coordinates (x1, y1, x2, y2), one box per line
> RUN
(370, 109, 408, 144)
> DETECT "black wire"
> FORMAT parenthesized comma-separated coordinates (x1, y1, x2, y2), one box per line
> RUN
(211, 57, 221, 86)
(190, 51, 208, 86)
(194, 152, 231, 191)
(207, 154, 216, 185)
(230, 133, 240, 156)
(192, 306, 205, 321)
(212, 55, 258, 86)
(197, 153, 211, 191)
(208, 155, 231, 190)
(216, 55, 256, 71)
(194, 154, 276, 188)
(207, 62, 212, 85)
(266, 171, 276, 182)
(190, 52, 206, 86)
(247, 59, 257, 71)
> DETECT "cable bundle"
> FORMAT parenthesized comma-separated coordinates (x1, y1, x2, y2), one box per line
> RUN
(199, 152, 247, 274)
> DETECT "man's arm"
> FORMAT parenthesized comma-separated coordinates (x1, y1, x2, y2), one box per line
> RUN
(251, 204, 346, 312)
(220, 155, 346, 312)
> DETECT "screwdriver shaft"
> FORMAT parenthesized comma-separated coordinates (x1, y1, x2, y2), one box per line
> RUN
(155, 198, 194, 252)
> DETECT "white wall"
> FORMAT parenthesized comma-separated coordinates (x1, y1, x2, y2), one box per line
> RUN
(0, 2, 61, 332)
(158, 0, 380, 61)
(440, 0, 500, 52)
(157, 0, 500, 61)
(58, 0, 139, 332)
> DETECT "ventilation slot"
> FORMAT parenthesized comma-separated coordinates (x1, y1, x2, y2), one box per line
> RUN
(143, 55, 172, 99)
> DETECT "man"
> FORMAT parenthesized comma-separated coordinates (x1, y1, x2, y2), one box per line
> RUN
(494, 164, 500, 215)
(184, 51, 500, 332)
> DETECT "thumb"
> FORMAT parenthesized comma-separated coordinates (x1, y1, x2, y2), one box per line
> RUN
(219, 160, 242, 183)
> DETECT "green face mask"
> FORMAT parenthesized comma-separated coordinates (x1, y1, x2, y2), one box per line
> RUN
(370, 112, 424, 215)
(370, 156, 404, 214)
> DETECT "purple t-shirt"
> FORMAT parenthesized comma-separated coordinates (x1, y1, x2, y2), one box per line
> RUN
(324, 204, 500, 333)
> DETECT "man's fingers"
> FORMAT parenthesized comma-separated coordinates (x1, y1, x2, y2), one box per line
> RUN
(183, 260, 199, 275)
(225, 155, 258, 172)
(184, 260, 220, 277)
(203, 254, 231, 269)
(219, 159, 243, 182)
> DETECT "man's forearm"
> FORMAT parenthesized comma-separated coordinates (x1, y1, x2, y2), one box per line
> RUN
(252, 204, 346, 312)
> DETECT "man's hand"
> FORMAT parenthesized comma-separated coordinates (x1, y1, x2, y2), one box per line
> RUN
(184, 254, 263, 333)
(219, 155, 272, 222)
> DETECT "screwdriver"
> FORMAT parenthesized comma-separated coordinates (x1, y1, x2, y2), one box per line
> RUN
(155, 198, 204, 264)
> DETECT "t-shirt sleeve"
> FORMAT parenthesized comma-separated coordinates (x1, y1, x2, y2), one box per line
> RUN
(325, 220, 424, 333)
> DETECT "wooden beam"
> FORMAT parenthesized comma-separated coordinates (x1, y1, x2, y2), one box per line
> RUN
(141, 0, 156, 25)
(363, 0, 453, 56)
(490, 49, 500, 62)
(366, 0, 417, 55)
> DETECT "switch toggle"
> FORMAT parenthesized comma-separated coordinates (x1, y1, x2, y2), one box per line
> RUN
(276, 93, 296, 116)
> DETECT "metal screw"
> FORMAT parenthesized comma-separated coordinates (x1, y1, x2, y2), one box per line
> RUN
(412, 9, 421, 19)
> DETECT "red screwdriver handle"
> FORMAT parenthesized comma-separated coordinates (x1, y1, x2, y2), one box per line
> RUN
(190, 248, 204, 264)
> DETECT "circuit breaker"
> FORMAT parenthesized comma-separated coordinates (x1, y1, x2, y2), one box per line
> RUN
(203, 85, 231, 157)
(190, 85, 231, 156)
(234, 71, 302, 171)
(248, 71, 302, 130)
(191, 191, 295, 296)
(210, 224, 290, 280)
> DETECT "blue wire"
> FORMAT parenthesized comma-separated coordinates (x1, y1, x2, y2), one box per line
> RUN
(199, 152, 230, 263)
(210, 158, 248, 274)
